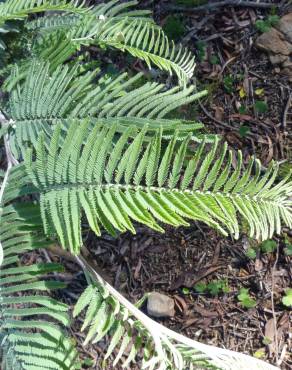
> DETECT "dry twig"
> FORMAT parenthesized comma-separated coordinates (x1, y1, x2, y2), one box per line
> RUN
(271, 245, 280, 363)
(282, 93, 291, 129)
(165, 1, 282, 13)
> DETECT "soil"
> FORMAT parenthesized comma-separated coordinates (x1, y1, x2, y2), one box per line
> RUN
(58, 224, 291, 369)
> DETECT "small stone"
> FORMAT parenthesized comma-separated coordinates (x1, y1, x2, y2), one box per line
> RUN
(255, 28, 290, 55)
(283, 59, 292, 68)
(281, 67, 292, 82)
(276, 13, 292, 43)
(269, 54, 288, 65)
(255, 258, 264, 272)
(147, 292, 175, 318)
(255, 15, 292, 80)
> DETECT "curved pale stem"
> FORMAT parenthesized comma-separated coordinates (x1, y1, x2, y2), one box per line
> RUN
(0, 112, 18, 266)
(76, 254, 279, 370)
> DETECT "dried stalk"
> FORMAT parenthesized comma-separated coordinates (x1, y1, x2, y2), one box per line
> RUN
(165, 1, 283, 13)
(0, 111, 17, 265)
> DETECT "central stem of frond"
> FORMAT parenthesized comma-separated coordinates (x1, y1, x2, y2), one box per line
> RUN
(41, 182, 282, 204)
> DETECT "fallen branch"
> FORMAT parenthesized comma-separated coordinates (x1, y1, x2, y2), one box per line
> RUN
(282, 92, 291, 129)
(271, 245, 280, 364)
(165, 1, 282, 13)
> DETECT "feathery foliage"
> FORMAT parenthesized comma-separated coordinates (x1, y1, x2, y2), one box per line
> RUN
(24, 120, 292, 254)
(25, 0, 195, 85)
(96, 19, 196, 86)
(73, 260, 279, 370)
(73, 282, 216, 370)
(0, 201, 77, 370)
(1, 164, 37, 204)
(1, 0, 196, 85)
(27, 0, 152, 35)
(0, 0, 87, 25)
(0, 1, 288, 369)
(5, 60, 210, 156)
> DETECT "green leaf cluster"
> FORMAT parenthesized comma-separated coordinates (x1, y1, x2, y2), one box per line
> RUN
(237, 288, 257, 309)
(255, 15, 280, 33)
(260, 239, 277, 254)
(282, 288, 292, 307)
(194, 279, 229, 295)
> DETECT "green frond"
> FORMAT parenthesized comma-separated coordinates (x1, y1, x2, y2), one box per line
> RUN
(23, 0, 194, 85)
(0, 0, 88, 25)
(90, 0, 152, 19)
(5, 60, 210, 155)
(63, 14, 194, 85)
(1, 164, 37, 205)
(25, 122, 292, 254)
(97, 19, 195, 86)
(27, 14, 82, 35)
(0, 201, 77, 370)
(73, 269, 278, 370)
(26, 0, 151, 35)
(73, 282, 213, 370)
(21, 1, 152, 75)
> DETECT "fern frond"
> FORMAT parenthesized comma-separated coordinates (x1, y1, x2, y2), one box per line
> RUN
(1, 163, 37, 205)
(0, 0, 88, 25)
(25, 121, 292, 253)
(73, 258, 279, 370)
(0, 23, 19, 51)
(24, 0, 194, 85)
(0, 199, 78, 370)
(96, 19, 195, 86)
(91, 0, 152, 19)
(68, 15, 194, 85)
(2, 1, 195, 84)
(27, 0, 151, 34)
(23, 1, 152, 74)
(7, 60, 201, 119)
(27, 14, 82, 34)
(5, 60, 210, 154)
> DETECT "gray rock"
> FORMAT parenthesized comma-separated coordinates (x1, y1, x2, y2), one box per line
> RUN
(282, 67, 292, 82)
(269, 54, 287, 65)
(255, 14, 292, 81)
(276, 13, 292, 43)
(283, 59, 292, 68)
(147, 292, 175, 318)
(255, 28, 290, 55)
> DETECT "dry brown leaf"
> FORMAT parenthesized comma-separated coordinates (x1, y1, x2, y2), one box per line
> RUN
(264, 318, 277, 356)
(213, 105, 224, 121)
(174, 294, 187, 313)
